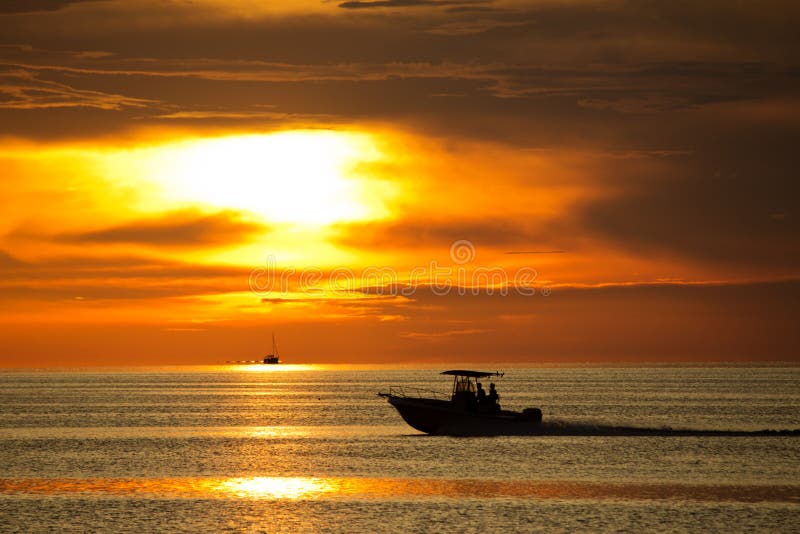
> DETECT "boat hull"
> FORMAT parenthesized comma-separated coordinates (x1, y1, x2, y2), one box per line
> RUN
(385, 395, 543, 436)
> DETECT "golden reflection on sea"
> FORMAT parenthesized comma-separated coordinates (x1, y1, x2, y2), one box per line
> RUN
(220, 364, 321, 373)
(214, 477, 337, 499)
(0, 478, 338, 500)
(1, 478, 798, 504)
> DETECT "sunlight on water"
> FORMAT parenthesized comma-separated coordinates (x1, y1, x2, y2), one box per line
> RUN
(214, 477, 337, 499)
(1, 367, 799, 532)
(220, 364, 322, 373)
(1, 477, 798, 504)
(244, 426, 314, 439)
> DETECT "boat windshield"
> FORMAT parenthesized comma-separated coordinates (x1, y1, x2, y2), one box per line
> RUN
(454, 376, 476, 394)
(443, 370, 503, 404)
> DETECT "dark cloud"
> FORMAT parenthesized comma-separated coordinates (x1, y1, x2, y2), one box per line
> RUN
(444, 6, 499, 14)
(251, 279, 800, 362)
(0, 0, 797, 279)
(334, 217, 567, 251)
(53, 210, 267, 248)
(0, 64, 156, 110)
(0, 282, 230, 301)
(1, 264, 798, 362)
(0, 254, 248, 282)
(339, 0, 480, 9)
(261, 295, 399, 306)
(0, 0, 105, 15)
(0, 249, 26, 268)
(376, 279, 800, 361)
(1, 0, 798, 144)
(1, 0, 798, 364)
(0, 252, 253, 300)
(3, 1, 797, 64)
(331, 128, 800, 273)
(575, 126, 800, 269)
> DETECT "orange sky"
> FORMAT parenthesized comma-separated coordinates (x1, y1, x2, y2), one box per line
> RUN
(1, 0, 798, 366)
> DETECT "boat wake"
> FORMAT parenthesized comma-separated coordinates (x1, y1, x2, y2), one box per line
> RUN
(536, 419, 800, 437)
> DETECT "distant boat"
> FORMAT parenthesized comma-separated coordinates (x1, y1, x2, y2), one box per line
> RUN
(379, 370, 543, 436)
(263, 333, 281, 364)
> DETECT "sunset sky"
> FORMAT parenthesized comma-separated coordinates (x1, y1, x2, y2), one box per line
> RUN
(1, 0, 798, 365)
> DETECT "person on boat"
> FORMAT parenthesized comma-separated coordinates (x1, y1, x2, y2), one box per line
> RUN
(476, 382, 487, 410)
(488, 383, 500, 412)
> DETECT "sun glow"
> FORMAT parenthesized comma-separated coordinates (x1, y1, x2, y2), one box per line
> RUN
(227, 363, 320, 373)
(147, 130, 387, 225)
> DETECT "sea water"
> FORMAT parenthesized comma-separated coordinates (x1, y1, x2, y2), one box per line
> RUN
(1, 365, 798, 532)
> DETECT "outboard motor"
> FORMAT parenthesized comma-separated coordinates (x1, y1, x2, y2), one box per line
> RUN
(522, 407, 543, 424)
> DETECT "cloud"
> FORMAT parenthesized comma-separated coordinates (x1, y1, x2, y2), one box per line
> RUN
(2, 252, 798, 362)
(264, 279, 800, 361)
(54, 210, 267, 248)
(0, 0, 798, 364)
(0, 252, 253, 301)
(0, 0, 105, 15)
(0, 250, 26, 268)
(338, 0, 482, 8)
(401, 328, 488, 338)
(0, 66, 158, 110)
(1, 0, 798, 144)
(334, 217, 567, 250)
(573, 134, 800, 268)
(260, 295, 390, 305)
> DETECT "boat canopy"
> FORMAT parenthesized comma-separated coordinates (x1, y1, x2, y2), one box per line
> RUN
(441, 370, 503, 378)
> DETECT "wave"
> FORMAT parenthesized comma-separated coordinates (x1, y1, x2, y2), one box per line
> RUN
(536, 419, 800, 437)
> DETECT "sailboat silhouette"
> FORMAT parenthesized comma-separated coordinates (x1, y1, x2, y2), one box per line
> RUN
(263, 333, 281, 364)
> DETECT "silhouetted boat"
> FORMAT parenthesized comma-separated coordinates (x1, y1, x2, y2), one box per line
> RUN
(263, 333, 281, 364)
(379, 370, 543, 436)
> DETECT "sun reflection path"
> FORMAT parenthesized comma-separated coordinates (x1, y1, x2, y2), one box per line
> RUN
(220, 363, 321, 373)
(213, 477, 338, 500)
(1, 478, 798, 503)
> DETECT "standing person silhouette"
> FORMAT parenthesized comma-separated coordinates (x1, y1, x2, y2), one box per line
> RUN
(476, 382, 487, 410)
(488, 383, 500, 413)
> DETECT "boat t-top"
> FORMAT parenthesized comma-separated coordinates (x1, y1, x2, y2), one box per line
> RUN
(379, 370, 543, 436)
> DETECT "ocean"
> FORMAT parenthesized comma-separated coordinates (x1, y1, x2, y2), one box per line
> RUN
(1, 365, 798, 532)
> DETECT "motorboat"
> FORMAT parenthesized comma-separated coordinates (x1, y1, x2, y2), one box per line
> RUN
(379, 370, 543, 436)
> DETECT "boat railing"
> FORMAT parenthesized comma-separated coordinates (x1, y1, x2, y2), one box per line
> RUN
(384, 386, 449, 401)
